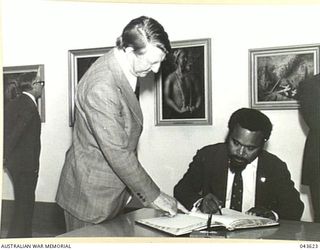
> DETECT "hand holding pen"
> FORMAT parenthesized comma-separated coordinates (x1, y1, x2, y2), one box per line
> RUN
(200, 193, 223, 215)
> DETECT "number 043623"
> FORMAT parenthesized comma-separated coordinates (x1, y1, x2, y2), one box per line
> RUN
(300, 244, 319, 249)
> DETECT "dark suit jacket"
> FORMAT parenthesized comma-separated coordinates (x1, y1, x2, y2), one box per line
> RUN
(299, 74, 320, 185)
(4, 94, 41, 172)
(174, 143, 304, 220)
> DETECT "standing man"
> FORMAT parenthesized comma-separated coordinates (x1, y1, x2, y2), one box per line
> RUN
(174, 108, 304, 221)
(56, 16, 186, 231)
(4, 71, 44, 238)
(299, 74, 320, 222)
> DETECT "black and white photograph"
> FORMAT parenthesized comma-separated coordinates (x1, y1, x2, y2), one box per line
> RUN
(1, 0, 320, 249)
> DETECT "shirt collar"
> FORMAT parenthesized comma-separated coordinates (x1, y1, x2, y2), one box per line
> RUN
(245, 157, 258, 171)
(22, 91, 37, 106)
(114, 48, 137, 92)
(228, 157, 258, 174)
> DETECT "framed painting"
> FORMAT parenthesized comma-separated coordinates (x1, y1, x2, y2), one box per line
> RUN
(3, 64, 45, 122)
(68, 46, 112, 126)
(249, 44, 320, 109)
(155, 38, 212, 125)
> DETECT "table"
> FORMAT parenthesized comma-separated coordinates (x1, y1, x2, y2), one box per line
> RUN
(58, 208, 320, 241)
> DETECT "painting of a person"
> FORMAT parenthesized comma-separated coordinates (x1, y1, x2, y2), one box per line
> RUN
(4, 79, 21, 105)
(163, 49, 203, 119)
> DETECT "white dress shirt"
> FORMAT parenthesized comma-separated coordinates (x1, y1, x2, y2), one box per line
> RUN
(225, 158, 258, 212)
(22, 91, 37, 106)
(114, 48, 137, 92)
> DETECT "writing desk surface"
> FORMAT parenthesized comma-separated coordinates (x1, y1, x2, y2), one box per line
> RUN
(58, 208, 320, 241)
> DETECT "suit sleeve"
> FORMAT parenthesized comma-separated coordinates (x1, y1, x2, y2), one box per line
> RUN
(174, 150, 205, 210)
(82, 83, 160, 205)
(4, 101, 35, 162)
(272, 162, 304, 220)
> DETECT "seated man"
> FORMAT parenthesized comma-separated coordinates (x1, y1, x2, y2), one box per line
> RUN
(174, 108, 304, 221)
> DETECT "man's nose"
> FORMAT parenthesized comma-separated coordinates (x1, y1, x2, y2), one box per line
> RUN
(237, 146, 246, 156)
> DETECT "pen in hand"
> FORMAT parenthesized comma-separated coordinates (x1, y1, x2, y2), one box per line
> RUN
(200, 193, 223, 215)
(206, 213, 213, 231)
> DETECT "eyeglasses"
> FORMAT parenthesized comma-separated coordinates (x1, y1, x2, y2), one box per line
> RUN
(33, 80, 45, 86)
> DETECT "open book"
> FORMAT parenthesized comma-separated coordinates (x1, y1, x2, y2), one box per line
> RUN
(135, 208, 279, 236)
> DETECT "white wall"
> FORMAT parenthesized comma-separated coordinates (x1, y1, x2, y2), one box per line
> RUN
(2, 0, 319, 222)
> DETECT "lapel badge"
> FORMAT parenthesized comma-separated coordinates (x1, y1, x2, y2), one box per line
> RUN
(260, 177, 266, 183)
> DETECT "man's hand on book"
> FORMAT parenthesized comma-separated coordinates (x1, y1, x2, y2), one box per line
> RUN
(151, 191, 189, 217)
(246, 206, 278, 221)
(200, 193, 222, 214)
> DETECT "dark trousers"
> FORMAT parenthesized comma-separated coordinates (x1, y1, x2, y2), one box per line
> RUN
(310, 180, 320, 223)
(6, 168, 39, 238)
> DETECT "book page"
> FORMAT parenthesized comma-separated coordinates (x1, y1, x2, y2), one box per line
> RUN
(136, 214, 209, 236)
(136, 208, 279, 235)
(190, 208, 279, 231)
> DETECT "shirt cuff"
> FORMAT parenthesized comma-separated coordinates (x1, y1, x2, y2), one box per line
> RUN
(271, 210, 279, 221)
(191, 198, 203, 212)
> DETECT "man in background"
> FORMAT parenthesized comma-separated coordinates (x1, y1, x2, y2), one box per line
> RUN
(56, 16, 186, 232)
(4, 71, 44, 237)
(299, 74, 320, 222)
(174, 108, 304, 221)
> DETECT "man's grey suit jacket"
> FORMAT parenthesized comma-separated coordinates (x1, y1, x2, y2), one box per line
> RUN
(56, 48, 160, 223)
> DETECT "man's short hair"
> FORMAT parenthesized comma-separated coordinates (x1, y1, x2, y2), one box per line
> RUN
(18, 72, 37, 92)
(116, 16, 171, 55)
(228, 108, 273, 141)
